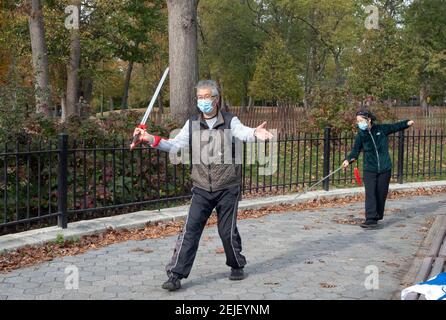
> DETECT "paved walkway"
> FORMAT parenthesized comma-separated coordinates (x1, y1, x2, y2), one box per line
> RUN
(3, 180, 445, 252)
(0, 193, 445, 300)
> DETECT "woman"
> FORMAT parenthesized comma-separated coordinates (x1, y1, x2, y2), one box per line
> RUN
(343, 110, 414, 229)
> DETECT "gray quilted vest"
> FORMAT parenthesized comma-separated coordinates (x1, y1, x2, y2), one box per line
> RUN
(188, 110, 242, 192)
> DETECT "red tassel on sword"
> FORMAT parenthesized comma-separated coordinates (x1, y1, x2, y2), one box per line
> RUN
(354, 167, 362, 186)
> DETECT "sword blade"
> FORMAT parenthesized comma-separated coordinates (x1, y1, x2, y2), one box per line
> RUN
(140, 67, 169, 125)
(130, 67, 169, 150)
(293, 165, 343, 199)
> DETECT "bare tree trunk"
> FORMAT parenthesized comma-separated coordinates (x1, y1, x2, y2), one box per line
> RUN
(241, 80, 248, 113)
(334, 51, 344, 87)
(157, 94, 163, 123)
(81, 77, 93, 105)
(303, 10, 316, 110)
(121, 60, 134, 109)
(109, 96, 114, 111)
(167, 0, 199, 125)
(28, 0, 51, 116)
(303, 44, 313, 109)
(60, 94, 66, 121)
(157, 94, 164, 113)
(65, 0, 81, 121)
(241, 98, 247, 114)
(420, 84, 428, 116)
(247, 96, 253, 112)
(216, 77, 228, 111)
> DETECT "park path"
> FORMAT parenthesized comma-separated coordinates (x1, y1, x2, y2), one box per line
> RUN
(0, 192, 445, 300)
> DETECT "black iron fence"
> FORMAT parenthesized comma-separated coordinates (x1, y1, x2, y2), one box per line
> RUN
(1, 128, 445, 235)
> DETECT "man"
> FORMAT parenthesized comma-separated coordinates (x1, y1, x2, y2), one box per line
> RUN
(133, 80, 273, 291)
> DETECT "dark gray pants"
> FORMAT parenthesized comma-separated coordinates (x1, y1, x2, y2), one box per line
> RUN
(363, 170, 392, 222)
(165, 184, 246, 279)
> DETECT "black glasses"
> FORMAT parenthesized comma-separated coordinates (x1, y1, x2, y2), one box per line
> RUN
(196, 94, 217, 100)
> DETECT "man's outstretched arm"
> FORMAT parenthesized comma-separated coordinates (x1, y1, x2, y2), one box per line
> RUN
(132, 120, 190, 153)
(230, 117, 274, 142)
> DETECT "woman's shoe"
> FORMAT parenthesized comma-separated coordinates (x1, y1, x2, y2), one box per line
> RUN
(360, 220, 379, 229)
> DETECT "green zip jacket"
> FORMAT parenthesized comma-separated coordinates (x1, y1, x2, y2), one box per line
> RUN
(346, 120, 410, 173)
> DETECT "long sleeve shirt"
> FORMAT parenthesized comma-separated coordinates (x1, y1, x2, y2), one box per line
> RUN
(153, 116, 256, 153)
(346, 120, 410, 173)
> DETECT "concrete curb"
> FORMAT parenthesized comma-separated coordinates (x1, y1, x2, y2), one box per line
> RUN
(1, 180, 446, 253)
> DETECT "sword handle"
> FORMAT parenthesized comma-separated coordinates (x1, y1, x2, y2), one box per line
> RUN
(130, 124, 147, 150)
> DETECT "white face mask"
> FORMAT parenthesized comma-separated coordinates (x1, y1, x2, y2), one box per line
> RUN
(197, 99, 214, 113)
(358, 121, 368, 130)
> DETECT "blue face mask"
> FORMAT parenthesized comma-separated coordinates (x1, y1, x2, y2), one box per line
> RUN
(197, 99, 214, 113)
(358, 121, 368, 131)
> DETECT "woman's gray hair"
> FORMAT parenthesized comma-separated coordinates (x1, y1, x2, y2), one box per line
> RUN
(195, 80, 219, 96)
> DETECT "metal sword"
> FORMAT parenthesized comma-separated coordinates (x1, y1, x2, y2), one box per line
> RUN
(130, 66, 170, 150)
(293, 159, 356, 200)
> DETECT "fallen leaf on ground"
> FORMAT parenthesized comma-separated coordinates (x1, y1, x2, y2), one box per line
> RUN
(320, 282, 337, 288)
(385, 262, 400, 267)
(1, 186, 445, 273)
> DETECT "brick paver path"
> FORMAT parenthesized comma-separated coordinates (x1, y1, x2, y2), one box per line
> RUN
(1, 193, 445, 300)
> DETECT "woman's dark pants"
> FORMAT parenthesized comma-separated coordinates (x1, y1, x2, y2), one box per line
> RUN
(363, 170, 392, 222)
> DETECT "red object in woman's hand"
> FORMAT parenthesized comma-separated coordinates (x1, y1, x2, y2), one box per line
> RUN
(354, 167, 362, 186)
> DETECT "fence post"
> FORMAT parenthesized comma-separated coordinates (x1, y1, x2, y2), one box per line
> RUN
(58, 133, 68, 229)
(323, 127, 331, 191)
(397, 130, 405, 184)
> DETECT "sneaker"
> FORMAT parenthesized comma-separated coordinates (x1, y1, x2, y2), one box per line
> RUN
(229, 267, 245, 281)
(360, 220, 379, 229)
(162, 274, 181, 291)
